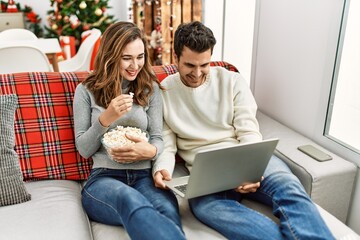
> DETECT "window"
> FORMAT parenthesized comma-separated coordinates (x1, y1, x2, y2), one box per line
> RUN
(325, 0, 360, 155)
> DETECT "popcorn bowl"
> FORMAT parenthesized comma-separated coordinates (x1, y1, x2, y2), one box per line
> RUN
(102, 126, 148, 163)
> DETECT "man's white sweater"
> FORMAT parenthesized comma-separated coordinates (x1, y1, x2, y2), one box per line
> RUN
(153, 66, 262, 176)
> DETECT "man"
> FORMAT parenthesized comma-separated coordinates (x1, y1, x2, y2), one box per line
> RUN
(153, 21, 334, 240)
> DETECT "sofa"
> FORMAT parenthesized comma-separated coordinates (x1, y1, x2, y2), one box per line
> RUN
(0, 61, 359, 240)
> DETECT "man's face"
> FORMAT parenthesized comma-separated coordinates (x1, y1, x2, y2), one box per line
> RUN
(174, 46, 212, 88)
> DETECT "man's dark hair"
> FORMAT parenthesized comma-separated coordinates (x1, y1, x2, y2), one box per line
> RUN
(173, 21, 216, 58)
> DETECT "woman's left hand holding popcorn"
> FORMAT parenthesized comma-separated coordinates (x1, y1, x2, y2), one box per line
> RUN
(110, 133, 157, 163)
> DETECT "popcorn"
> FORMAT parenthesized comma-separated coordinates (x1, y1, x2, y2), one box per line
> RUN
(102, 126, 148, 148)
(129, 92, 134, 97)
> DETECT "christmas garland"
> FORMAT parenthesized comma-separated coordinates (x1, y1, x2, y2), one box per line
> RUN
(0, 1, 44, 37)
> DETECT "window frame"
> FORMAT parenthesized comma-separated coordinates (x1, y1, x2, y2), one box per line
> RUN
(318, 0, 360, 166)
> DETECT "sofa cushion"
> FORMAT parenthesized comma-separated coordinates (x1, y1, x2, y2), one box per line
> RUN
(0, 94, 31, 206)
(90, 196, 227, 240)
(0, 180, 92, 240)
(0, 72, 92, 180)
(257, 111, 357, 222)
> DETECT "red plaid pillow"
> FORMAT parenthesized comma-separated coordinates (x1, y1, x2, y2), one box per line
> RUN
(0, 72, 91, 180)
(210, 61, 239, 73)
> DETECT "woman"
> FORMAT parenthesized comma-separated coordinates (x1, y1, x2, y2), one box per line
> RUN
(73, 22, 185, 240)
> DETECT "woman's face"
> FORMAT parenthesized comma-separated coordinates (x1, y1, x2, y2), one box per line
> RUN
(120, 38, 145, 81)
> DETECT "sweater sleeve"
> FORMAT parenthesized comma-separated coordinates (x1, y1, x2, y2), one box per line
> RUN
(147, 83, 164, 160)
(73, 83, 108, 159)
(152, 120, 177, 177)
(232, 73, 263, 143)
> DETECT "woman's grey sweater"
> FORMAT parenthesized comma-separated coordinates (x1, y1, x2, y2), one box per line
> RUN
(73, 81, 163, 170)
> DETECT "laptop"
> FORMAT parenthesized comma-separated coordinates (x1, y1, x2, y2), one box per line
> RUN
(165, 138, 279, 199)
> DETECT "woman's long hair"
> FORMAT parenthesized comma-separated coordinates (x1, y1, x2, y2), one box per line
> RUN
(83, 22, 161, 108)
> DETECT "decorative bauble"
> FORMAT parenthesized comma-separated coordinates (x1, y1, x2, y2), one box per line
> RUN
(51, 24, 58, 30)
(95, 8, 102, 16)
(83, 24, 90, 31)
(79, 1, 87, 9)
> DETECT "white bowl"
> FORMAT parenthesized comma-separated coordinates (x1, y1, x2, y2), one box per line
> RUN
(101, 126, 148, 163)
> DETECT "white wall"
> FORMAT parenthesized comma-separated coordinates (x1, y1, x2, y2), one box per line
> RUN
(223, 0, 255, 84)
(12, 0, 52, 26)
(252, 0, 359, 233)
(204, 0, 256, 84)
(252, 0, 342, 135)
(203, 0, 224, 62)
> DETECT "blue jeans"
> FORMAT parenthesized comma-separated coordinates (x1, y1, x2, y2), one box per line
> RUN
(82, 168, 185, 240)
(189, 155, 335, 240)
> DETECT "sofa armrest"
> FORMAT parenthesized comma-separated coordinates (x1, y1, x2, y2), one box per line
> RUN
(257, 111, 357, 223)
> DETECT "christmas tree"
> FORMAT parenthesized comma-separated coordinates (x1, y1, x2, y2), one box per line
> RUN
(45, 0, 116, 48)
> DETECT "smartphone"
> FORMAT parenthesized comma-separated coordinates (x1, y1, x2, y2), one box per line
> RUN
(297, 144, 332, 162)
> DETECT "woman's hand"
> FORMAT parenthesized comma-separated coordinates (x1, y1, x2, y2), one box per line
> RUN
(109, 134, 157, 163)
(99, 94, 133, 127)
(234, 176, 264, 194)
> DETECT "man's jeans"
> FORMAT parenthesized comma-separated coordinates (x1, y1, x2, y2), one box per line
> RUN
(82, 168, 185, 240)
(189, 155, 335, 240)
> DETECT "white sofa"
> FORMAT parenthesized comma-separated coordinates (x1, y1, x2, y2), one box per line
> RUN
(1, 110, 359, 240)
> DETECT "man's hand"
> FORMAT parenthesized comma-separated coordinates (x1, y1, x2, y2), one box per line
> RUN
(154, 169, 171, 189)
(235, 176, 264, 194)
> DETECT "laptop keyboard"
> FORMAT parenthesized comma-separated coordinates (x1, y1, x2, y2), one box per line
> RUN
(174, 184, 188, 194)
